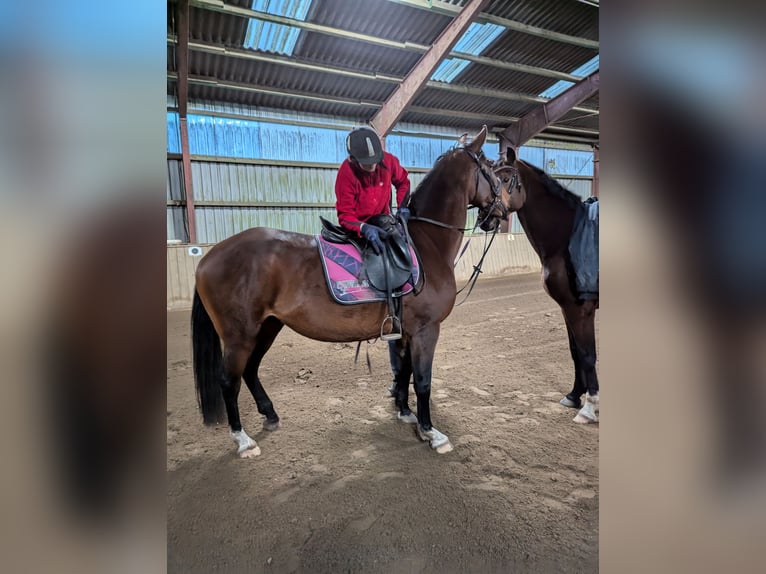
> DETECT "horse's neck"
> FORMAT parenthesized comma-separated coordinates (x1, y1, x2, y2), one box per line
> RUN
(417, 185, 468, 230)
(413, 178, 470, 260)
(518, 188, 576, 259)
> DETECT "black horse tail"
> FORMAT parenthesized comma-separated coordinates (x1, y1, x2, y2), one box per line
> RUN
(191, 290, 226, 425)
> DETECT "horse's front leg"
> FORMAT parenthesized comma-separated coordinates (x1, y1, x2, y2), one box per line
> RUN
(389, 339, 417, 424)
(565, 303, 599, 424)
(411, 325, 453, 453)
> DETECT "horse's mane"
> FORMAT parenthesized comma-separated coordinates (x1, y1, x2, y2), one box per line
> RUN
(523, 162, 584, 211)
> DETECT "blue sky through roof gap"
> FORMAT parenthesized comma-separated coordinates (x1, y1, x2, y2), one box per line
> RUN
(538, 55, 599, 98)
(244, 0, 313, 56)
(431, 22, 505, 83)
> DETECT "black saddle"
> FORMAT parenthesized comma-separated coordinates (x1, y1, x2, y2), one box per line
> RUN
(319, 216, 413, 292)
(319, 215, 414, 339)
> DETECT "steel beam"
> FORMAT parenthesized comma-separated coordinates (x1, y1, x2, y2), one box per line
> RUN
(176, 1, 197, 244)
(541, 125, 599, 136)
(190, 0, 432, 51)
(169, 35, 581, 83)
(193, 0, 598, 51)
(168, 74, 598, 137)
(187, 1, 591, 80)
(501, 71, 599, 147)
(531, 132, 598, 144)
(383, 0, 599, 49)
(428, 80, 596, 114)
(167, 73, 382, 108)
(166, 37, 597, 115)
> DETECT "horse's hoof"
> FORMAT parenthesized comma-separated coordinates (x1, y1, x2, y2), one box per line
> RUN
(573, 413, 597, 424)
(263, 419, 280, 431)
(232, 430, 260, 457)
(416, 425, 451, 451)
(435, 442, 454, 454)
(239, 445, 261, 458)
(560, 396, 581, 409)
(397, 412, 418, 424)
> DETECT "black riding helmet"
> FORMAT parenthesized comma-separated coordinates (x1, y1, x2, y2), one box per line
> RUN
(346, 126, 383, 166)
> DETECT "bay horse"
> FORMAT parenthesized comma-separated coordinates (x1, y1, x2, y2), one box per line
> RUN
(192, 126, 511, 457)
(494, 149, 599, 423)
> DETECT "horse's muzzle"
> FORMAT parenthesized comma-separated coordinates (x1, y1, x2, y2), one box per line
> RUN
(479, 215, 501, 232)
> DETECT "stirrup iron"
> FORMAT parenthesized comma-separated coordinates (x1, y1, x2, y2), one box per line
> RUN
(380, 315, 402, 341)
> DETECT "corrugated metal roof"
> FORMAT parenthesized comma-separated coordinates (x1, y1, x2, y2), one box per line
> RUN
(308, 0, 452, 45)
(481, 32, 596, 74)
(169, 0, 599, 143)
(187, 0, 252, 45)
(539, 55, 599, 97)
(295, 33, 423, 76)
(188, 51, 397, 101)
(486, 0, 598, 40)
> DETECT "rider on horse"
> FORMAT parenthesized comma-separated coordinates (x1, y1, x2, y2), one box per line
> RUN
(335, 126, 411, 249)
(334, 126, 412, 393)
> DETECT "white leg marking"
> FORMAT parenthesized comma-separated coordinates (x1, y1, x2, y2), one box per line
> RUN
(416, 425, 453, 453)
(231, 429, 261, 458)
(573, 393, 599, 424)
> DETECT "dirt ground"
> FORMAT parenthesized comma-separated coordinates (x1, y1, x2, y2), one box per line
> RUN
(167, 272, 599, 573)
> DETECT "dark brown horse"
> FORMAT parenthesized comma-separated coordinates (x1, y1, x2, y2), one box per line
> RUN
(494, 149, 599, 423)
(192, 126, 511, 457)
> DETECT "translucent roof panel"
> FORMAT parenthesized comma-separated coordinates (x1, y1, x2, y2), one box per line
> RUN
(244, 0, 313, 56)
(431, 22, 505, 83)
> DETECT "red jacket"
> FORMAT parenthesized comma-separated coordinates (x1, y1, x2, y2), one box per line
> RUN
(334, 151, 410, 236)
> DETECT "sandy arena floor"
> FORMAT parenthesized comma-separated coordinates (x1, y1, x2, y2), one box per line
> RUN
(167, 272, 598, 573)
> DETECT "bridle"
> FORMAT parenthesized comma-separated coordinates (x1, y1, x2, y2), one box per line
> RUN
(409, 147, 512, 303)
(402, 146, 514, 304)
(465, 147, 509, 229)
(493, 164, 522, 196)
(408, 147, 508, 232)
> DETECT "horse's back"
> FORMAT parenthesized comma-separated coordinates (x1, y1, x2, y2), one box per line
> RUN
(196, 227, 319, 296)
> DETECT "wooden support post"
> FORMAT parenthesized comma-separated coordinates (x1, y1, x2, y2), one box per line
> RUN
(177, 0, 197, 244)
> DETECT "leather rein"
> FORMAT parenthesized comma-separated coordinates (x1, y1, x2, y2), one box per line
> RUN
(406, 147, 511, 304)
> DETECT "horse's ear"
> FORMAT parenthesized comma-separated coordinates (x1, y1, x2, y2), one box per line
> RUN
(458, 132, 469, 146)
(467, 125, 487, 153)
(505, 147, 516, 164)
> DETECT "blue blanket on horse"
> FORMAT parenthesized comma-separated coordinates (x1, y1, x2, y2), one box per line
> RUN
(569, 198, 599, 300)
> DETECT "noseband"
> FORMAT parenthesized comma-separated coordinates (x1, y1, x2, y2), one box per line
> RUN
(493, 164, 521, 196)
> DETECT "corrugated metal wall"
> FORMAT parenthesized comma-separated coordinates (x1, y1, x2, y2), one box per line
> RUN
(167, 100, 594, 242)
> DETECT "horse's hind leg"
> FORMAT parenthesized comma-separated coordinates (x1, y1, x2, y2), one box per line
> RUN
(560, 323, 586, 409)
(221, 344, 261, 458)
(243, 316, 283, 432)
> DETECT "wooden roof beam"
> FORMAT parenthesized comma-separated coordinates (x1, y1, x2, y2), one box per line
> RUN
(373, 0, 489, 136)
(501, 71, 599, 148)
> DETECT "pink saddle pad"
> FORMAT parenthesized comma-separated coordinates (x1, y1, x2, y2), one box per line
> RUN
(316, 235, 420, 304)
